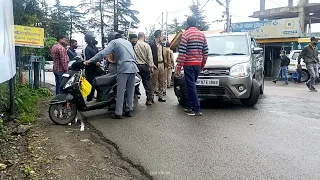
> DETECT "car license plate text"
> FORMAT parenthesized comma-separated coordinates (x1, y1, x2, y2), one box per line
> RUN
(196, 79, 219, 86)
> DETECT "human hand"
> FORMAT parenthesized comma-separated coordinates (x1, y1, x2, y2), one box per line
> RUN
(176, 69, 182, 76)
(83, 61, 89, 66)
(96, 62, 100, 67)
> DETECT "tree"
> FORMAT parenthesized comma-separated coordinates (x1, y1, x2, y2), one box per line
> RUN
(116, 0, 140, 33)
(13, 0, 44, 26)
(182, 0, 210, 31)
(168, 18, 182, 34)
(47, 1, 85, 39)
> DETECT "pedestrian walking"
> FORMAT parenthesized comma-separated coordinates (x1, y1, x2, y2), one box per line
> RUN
(298, 36, 319, 92)
(67, 39, 78, 61)
(149, 30, 166, 102)
(163, 42, 174, 93)
(85, 32, 139, 119)
(84, 32, 102, 101)
(176, 16, 208, 116)
(293, 64, 302, 83)
(130, 33, 155, 106)
(273, 50, 290, 85)
(51, 35, 69, 95)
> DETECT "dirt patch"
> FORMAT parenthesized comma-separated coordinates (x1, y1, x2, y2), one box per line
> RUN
(0, 100, 152, 180)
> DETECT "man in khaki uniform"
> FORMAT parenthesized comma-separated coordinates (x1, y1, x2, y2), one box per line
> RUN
(130, 33, 155, 105)
(163, 43, 174, 95)
(149, 30, 166, 102)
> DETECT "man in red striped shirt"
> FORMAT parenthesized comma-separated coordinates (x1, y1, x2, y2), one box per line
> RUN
(176, 16, 209, 116)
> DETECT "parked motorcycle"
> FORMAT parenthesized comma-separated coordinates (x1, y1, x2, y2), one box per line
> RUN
(48, 57, 141, 125)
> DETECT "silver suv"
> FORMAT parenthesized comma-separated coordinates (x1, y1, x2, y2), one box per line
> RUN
(173, 32, 264, 107)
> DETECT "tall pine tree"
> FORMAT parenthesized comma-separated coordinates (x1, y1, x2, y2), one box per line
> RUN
(182, 0, 210, 31)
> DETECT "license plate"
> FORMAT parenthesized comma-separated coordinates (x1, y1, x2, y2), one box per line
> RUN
(62, 74, 70, 77)
(196, 79, 219, 86)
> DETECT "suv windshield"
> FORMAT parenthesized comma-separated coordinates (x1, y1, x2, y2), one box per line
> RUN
(207, 35, 249, 56)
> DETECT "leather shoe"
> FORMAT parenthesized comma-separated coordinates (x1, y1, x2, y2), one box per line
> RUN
(111, 114, 122, 119)
(158, 98, 166, 102)
(123, 111, 133, 117)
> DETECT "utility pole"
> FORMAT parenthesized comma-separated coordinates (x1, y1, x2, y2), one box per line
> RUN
(99, 0, 105, 48)
(166, 11, 168, 42)
(114, 0, 119, 32)
(161, 12, 164, 32)
(225, 0, 230, 32)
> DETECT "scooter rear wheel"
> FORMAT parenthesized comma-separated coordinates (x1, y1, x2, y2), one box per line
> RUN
(49, 102, 77, 125)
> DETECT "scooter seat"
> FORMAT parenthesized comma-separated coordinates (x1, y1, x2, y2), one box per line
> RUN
(93, 74, 117, 87)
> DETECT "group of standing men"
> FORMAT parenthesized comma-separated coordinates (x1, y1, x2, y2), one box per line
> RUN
(128, 30, 174, 106)
(51, 16, 209, 118)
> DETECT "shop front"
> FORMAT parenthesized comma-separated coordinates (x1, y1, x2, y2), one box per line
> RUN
(231, 18, 301, 77)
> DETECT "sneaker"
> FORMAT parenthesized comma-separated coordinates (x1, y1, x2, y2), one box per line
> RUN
(306, 82, 311, 90)
(284, 82, 289, 85)
(184, 108, 193, 113)
(310, 87, 318, 92)
(186, 111, 203, 116)
(272, 80, 277, 84)
(146, 101, 153, 106)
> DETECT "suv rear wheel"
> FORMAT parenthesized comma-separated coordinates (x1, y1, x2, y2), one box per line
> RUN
(241, 79, 260, 107)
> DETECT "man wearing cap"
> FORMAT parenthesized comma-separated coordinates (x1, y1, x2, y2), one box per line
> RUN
(298, 36, 319, 92)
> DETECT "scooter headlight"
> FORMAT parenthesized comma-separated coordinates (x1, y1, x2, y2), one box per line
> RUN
(64, 75, 76, 89)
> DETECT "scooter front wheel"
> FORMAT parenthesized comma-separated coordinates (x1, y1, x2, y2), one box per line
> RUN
(49, 102, 77, 125)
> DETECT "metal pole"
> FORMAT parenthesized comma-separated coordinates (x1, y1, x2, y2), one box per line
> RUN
(9, 76, 15, 115)
(100, 0, 105, 48)
(114, 0, 118, 32)
(226, 0, 230, 32)
(166, 11, 168, 42)
(161, 12, 164, 32)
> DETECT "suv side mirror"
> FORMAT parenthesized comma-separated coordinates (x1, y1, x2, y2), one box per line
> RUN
(252, 47, 263, 54)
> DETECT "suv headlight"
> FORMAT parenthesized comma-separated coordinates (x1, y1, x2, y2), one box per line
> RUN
(64, 75, 76, 89)
(230, 62, 250, 77)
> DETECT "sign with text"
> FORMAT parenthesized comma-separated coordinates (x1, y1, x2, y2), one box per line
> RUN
(231, 18, 301, 39)
(0, 0, 16, 83)
(14, 25, 44, 48)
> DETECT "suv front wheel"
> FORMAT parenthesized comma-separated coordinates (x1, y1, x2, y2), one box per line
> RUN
(240, 79, 260, 107)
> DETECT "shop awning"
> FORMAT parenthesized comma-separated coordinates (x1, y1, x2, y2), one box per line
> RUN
(298, 38, 311, 43)
(256, 38, 299, 44)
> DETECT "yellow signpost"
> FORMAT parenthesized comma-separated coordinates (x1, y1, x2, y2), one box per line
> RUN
(14, 25, 44, 48)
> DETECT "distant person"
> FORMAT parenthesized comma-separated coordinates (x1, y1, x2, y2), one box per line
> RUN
(51, 35, 69, 95)
(176, 16, 208, 116)
(131, 32, 155, 106)
(67, 39, 78, 61)
(149, 30, 166, 102)
(273, 50, 290, 85)
(163, 42, 174, 92)
(293, 64, 302, 83)
(84, 32, 102, 101)
(298, 36, 319, 92)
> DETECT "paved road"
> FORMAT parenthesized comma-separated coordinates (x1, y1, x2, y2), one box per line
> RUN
(44, 72, 320, 179)
(79, 82, 320, 180)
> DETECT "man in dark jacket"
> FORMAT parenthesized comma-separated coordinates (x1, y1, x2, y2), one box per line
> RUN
(149, 30, 166, 102)
(84, 32, 102, 101)
(67, 39, 78, 61)
(273, 50, 290, 85)
(298, 36, 319, 92)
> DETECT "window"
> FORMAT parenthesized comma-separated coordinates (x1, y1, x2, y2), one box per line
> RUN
(207, 35, 249, 56)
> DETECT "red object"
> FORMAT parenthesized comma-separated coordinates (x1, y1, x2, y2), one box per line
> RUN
(51, 43, 69, 73)
(176, 27, 209, 71)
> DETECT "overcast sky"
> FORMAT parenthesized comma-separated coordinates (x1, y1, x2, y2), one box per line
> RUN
(48, 0, 320, 46)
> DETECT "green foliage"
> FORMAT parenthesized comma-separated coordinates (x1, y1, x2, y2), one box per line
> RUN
(168, 18, 182, 34)
(0, 117, 8, 142)
(181, 0, 210, 31)
(0, 80, 52, 125)
(13, 0, 44, 26)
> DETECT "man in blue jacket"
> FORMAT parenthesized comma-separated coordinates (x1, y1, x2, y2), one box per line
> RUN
(85, 32, 139, 119)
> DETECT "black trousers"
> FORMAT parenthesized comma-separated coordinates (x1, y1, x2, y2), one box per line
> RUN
(137, 64, 153, 101)
(86, 68, 102, 101)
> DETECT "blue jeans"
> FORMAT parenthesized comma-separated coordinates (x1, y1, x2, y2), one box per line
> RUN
(54, 72, 64, 95)
(184, 66, 201, 113)
(275, 66, 288, 83)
